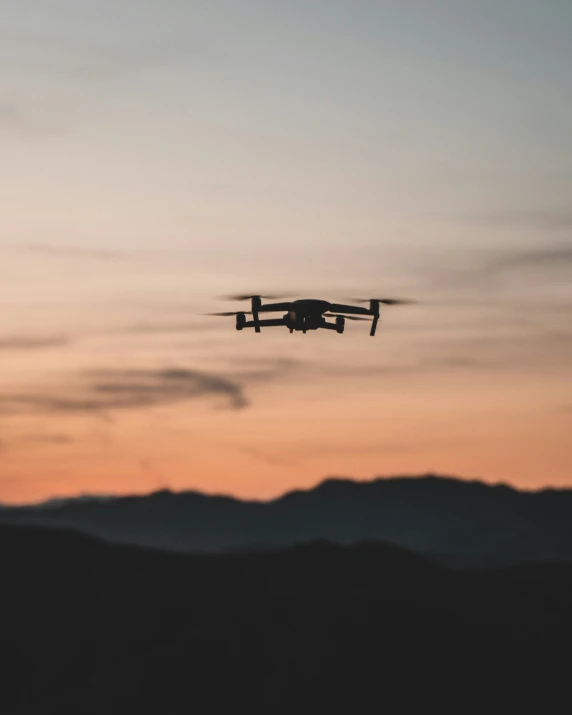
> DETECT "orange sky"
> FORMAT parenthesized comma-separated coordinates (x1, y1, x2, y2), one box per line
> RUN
(1, 1, 571, 503)
(1, 325, 571, 503)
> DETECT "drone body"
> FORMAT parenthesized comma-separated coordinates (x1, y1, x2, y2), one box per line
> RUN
(209, 295, 414, 336)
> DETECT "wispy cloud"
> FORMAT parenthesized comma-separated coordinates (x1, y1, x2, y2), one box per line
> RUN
(0, 433, 75, 450)
(478, 209, 572, 231)
(423, 242, 572, 301)
(254, 327, 572, 385)
(0, 367, 248, 417)
(1, 23, 190, 82)
(17, 434, 75, 445)
(0, 27, 195, 135)
(0, 95, 70, 135)
(113, 321, 219, 336)
(26, 243, 127, 261)
(485, 245, 572, 273)
(240, 441, 419, 467)
(295, 355, 485, 379)
(0, 336, 71, 350)
(0, 102, 38, 133)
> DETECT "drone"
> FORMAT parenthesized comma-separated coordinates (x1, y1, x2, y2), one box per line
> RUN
(207, 295, 415, 336)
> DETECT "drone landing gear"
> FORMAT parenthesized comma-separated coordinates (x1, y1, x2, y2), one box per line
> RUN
(318, 318, 344, 333)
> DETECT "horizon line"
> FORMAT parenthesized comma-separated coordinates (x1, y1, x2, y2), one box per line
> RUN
(2, 472, 568, 509)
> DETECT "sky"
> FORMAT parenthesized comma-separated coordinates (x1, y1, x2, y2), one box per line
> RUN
(1, 0, 571, 503)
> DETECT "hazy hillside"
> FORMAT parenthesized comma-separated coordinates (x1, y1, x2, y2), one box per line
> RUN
(2, 523, 570, 713)
(2, 474, 572, 568)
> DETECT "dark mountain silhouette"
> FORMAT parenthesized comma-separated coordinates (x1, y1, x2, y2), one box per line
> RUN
(2, 522, 569, 713)
(2, 474, 572, 568)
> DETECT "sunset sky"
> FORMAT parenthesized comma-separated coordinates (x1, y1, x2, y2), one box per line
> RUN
(1, 0, 571, 504)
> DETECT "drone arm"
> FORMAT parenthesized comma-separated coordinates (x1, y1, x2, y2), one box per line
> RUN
(258, 302, 293, 313)
(328, 303, 371, 316)
(242, 318, 287, 328)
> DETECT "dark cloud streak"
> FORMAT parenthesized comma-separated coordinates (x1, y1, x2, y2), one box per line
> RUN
(0, 336, 71, 350)
(0, 367, 248, 418)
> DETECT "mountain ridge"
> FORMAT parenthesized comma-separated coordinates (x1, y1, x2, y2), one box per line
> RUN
(2, 473, 571, 568)
(3, 471, 565, 512)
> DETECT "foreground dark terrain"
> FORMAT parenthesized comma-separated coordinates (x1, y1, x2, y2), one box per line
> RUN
(2, 523, 570, 713)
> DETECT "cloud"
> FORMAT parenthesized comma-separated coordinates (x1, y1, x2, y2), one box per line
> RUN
(314, 355, 486, 378)
(138, 459, 169, 489)
(0, 336, 71, 351)
(0, 100, 66, 135)
(0, 26, 197, 135)
(26, 243, 127, 261)
(248, 326, 572, 387)
(0, 433, 75, 451)
(478, 209, 572, 231)
(0, 367, 248, 417)
(1, 23, 189, 82)
(231, 445, 297, 468)
(422, 242, 572, 302)
(485, 245, 572, 274)
(230, 358, 300, 380)
(113, 321, 219, 336)
(0, 102, 34, 132)
(17, 434, 75, 445)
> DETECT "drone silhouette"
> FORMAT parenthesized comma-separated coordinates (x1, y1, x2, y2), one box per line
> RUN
(207, 295, 415, 336)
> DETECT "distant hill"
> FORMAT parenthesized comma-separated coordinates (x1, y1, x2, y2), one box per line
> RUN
(2, 474, 572, 568)
(2, 522, 571, 712)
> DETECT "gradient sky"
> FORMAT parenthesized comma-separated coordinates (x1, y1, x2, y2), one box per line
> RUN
(1, 0, 571, 503)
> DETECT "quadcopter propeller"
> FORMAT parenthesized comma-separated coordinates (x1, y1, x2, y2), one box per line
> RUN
(350, 297, 417, 305)
(326, 313, 371, 321)
(220, 293, 292, 302)
(204, 311, 252, 316)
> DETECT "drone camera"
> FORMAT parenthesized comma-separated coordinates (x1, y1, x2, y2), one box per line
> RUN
(236, 312, 246, 330)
